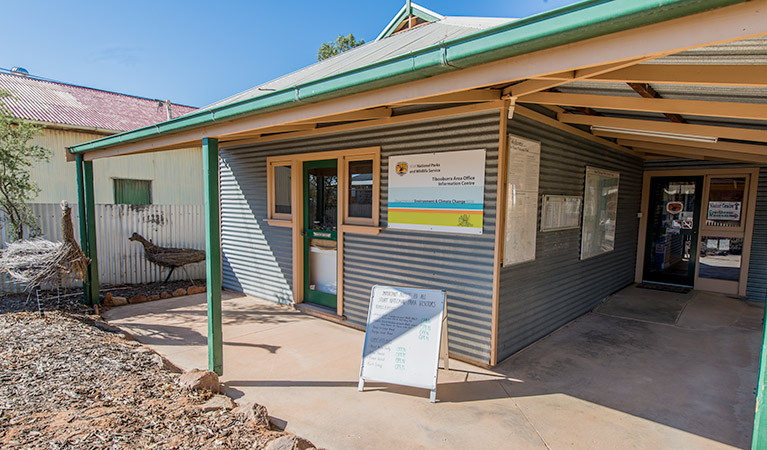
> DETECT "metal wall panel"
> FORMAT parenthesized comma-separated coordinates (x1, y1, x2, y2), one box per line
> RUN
(28, 129, 203, 205)
(219, 111, 500, 363)
(1, 203, 205, 293)
(644, 160, 767, 301)
(219, 149, 294, 304)
(497, 115, 644, 362)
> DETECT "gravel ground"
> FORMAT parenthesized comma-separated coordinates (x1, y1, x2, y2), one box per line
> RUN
(0, 294, 297, 449)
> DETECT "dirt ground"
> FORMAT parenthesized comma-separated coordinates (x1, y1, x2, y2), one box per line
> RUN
(0, 293, 311, 449)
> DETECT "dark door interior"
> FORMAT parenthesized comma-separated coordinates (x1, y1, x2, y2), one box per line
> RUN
(303, 159, 338, 309)
(643, 176, 703, 287)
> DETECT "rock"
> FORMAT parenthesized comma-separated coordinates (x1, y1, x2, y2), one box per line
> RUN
(103, 293, 113, 303)
(160, 291, 172, 299)
(179, 369, 220, 393)
(263, 435, 315, 450)
(128, 295, 148, 304)
(199, 394, 236, 412)
(107, 296, 128, 306)
(172, 288, 187, 297)
(152, 353, 183, 373)
(187, 285, 206, 295)
(233, 402, 270, 428)
(149, 294, 161, 301)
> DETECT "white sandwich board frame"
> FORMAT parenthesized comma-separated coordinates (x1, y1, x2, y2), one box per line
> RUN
(358, 286, 449, 403)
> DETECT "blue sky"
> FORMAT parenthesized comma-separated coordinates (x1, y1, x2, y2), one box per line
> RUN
(3, 0, 583, 107)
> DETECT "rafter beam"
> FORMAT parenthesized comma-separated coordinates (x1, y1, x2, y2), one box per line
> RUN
(219, 101, 505, 148)
(225, 123, 318, 139)
(394, 89, 501, 105)
(625, 140, 767, 164)
(514, 105, 640, 157)
(582, 64, 767, 87)
(557, 113, 767, 143)
(594, 131, 767, 156)
(524, 92, 767, 121)
(627, 83, 685, 123)
(504, 59, 647, 97)
(294, 107, 392, 124)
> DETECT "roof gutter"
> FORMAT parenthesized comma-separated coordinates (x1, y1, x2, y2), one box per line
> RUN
(69, 0, 747, 155)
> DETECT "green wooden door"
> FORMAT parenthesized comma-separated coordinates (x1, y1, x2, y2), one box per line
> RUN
(303, 159, 338, 308)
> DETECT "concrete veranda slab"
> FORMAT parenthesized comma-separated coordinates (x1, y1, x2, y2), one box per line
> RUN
(103, 287, 762, 449)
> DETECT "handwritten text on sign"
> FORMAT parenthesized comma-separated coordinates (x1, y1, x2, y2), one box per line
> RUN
(360, 286, 446, 390)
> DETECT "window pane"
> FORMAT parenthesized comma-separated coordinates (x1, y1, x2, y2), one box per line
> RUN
(581, 167, 619, 259)
(706, 177, 745, 227)
(308, 238, 337, 294)
(699, 236, 742, 281)
(114, 179, 151, 205)
(307, 166, 337, 230)
(274, 165, 291, 215)
(348, 160, 373, 218)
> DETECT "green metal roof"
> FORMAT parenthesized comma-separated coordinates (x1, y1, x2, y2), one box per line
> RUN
(69, 0, 747, 155)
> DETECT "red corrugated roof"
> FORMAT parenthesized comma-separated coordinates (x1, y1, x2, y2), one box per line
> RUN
(0, 72, 197, 131)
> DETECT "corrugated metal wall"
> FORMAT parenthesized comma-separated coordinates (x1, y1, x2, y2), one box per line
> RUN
(219, 149, 294, 304)
(1, 203, 205, 293)
(497, 115, 644, 362)
(219, 111, 500, 363)
(29, 128, 203, 205)
(644, 160, 767, 301)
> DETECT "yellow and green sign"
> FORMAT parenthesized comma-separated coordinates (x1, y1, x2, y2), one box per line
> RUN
(388, 149, 486, 235)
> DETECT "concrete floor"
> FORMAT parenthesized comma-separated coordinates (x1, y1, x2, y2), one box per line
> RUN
(103, 286, 763, 449)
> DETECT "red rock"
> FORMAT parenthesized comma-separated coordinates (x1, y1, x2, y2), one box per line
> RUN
(172, 288, 187, 297)
(128, 295, 148, 304)
(188, 285, 206, 295)
(160, 291, 172, 299)
(179, 369, 220, 393)
(149, 294, 160, 301)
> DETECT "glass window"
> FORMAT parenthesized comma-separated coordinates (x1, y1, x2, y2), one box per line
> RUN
(699, 236, 743, 281)
(581, 167, 620, 259)
(307, 166, 337, 231)
(706, 177, 745, 228)
(274, 164, 292, 216)
(114, 179, 151, 205)
(348, 160, 373, 219)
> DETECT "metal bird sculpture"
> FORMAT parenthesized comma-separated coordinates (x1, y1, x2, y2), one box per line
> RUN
(128, 232, 205, 284)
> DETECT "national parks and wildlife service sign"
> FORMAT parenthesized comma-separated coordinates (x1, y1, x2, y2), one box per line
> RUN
(387, 149, 486, 234)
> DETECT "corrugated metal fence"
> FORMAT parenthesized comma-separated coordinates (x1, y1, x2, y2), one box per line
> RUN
(1, 203, 205, 293)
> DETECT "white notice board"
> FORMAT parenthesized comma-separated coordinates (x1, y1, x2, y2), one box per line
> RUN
(359, 286, 447, 402)
(503, 134, 541, 266)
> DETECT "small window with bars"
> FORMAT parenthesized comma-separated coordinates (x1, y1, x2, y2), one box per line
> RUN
(113, 178, 152, 205)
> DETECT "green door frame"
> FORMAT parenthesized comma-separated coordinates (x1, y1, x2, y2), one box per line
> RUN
(642, 175, 703, 287)
(302, 159, 338, 309)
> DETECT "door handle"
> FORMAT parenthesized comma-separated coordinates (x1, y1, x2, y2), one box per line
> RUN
(301, 231, 307, 237)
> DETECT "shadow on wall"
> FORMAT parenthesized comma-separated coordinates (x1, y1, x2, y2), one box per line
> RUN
(219, 151, 293, 303)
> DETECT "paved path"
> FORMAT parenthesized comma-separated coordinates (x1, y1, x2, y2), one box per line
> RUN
(104, 287, 761, 449)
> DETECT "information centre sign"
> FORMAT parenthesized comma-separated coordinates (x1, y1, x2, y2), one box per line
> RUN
(388, 149, 486, 235)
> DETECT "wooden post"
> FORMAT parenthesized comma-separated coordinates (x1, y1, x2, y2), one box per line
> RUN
(83, 160, 100, 305)
(75, 154, 91, 306)
(203, 137, 223, 376)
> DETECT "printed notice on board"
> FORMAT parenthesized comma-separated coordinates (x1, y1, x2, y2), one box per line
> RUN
(503, 135, 541, 266)
(360, 286, 446, 391)
(388, 149, 486, 235)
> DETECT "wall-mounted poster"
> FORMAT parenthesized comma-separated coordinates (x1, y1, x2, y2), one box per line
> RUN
(581, 166, 620, 260)
(388, 149, 486, 234)
(541, 195, 582, 231)
(503, 135, 541, 266)
(707, 201, 741, 221)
